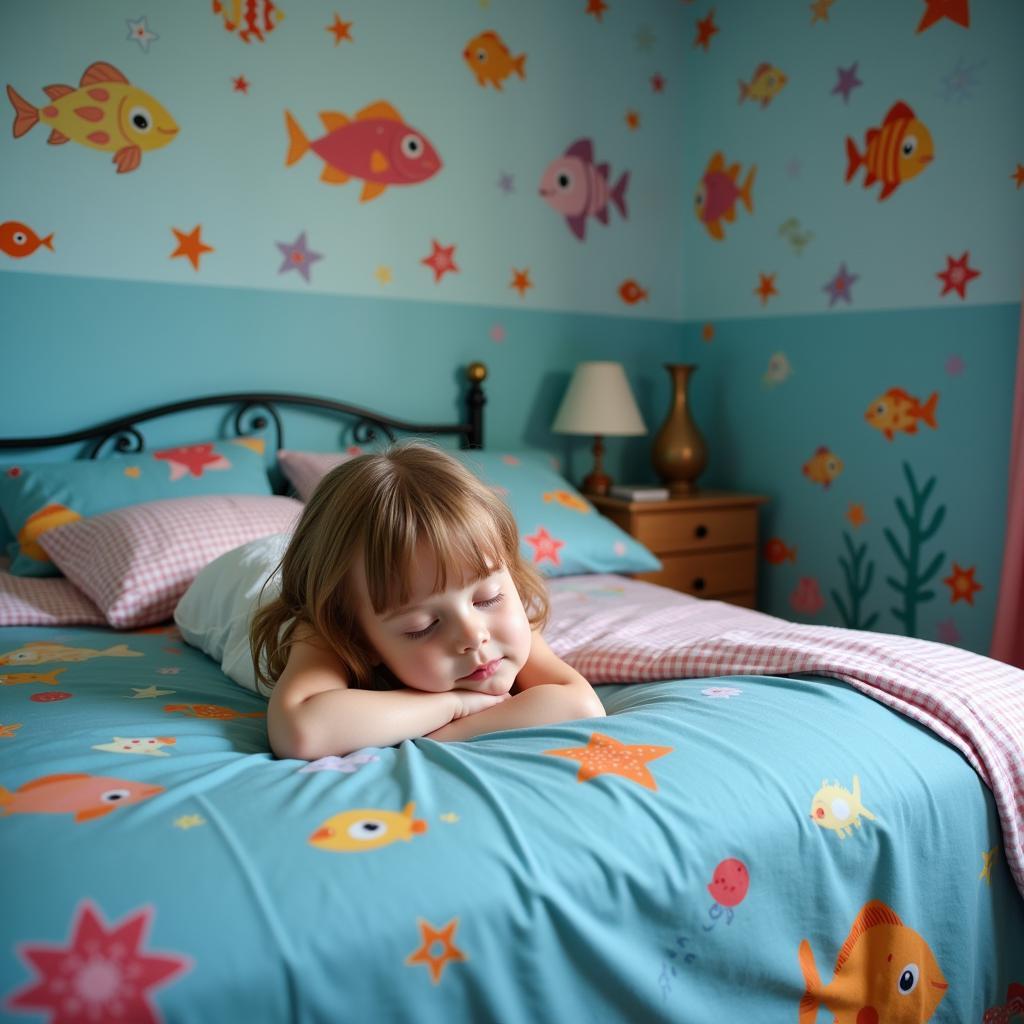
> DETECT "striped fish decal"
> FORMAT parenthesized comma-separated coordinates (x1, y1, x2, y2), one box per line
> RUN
(845, 101, 934, 201)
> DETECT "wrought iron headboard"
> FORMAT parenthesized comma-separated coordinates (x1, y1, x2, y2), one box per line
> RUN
(0, 363, 488, 485)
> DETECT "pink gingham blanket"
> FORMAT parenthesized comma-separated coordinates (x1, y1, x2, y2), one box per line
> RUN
(545, 575, 1024, 897)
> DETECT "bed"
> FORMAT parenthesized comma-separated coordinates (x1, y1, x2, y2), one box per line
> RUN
(1, 366, 1022, 1024)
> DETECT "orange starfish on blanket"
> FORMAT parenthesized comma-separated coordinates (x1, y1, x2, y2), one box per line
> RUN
(163, 703, 265, 720)
(545, 732, 673, 790)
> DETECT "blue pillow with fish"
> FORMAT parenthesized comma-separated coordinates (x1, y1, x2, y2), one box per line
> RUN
(0, 438, 272, 578)
(456, 451, 660, 578)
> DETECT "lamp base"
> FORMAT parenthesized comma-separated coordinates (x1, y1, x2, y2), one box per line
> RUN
(582, 435, 613, 496)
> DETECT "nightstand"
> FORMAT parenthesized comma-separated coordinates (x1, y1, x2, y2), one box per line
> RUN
(590, 491, 768, 608)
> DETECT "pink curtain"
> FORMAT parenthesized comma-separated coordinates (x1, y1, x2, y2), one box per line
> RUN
(992, 298, 1024, 665)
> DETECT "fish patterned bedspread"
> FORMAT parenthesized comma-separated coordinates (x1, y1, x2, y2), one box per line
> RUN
(0, 576, 1022, 1023)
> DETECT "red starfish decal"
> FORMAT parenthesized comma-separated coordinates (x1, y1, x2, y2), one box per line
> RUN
(694, 10, 719, 50)
(153, 442, 231, 480)
(421, 240, 459, 284)
(585, 0, 609, 21)
(525, 527, 564, 566)
(510, 268, 532, 297)
(169, 225, 214, 271)
(916, 0, 969, 33)
(754, 272, 778, 305)
(232, 75, 250, 93)
(936, 251, 980, 299)
(7, 902, 189, 1023)
(405, 918, 467, 983)
(944, 563, 982, 604)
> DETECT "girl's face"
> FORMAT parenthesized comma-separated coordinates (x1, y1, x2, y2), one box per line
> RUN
(354, 547, 532, 696)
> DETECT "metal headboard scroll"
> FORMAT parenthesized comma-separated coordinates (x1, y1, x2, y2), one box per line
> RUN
(0, 363, 487, 459)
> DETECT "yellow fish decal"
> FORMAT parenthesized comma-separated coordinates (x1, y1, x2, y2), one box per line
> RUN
(0, 668, 65, 686)
(802, 446, 843, 489)
(7, 61, 179, 174)
(865, 388, 938, 441)
(543, 490, 591, 514)
(309, 802, 428, 852)
(0, 642, 143, 667)
(798, 900, 948, 1024)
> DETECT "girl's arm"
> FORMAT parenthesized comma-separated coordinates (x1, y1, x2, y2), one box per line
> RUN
(425, 633, 605, 743)
(267, 635, 507, 760)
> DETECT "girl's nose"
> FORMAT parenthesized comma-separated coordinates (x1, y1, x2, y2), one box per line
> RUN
(458, 615, 489, 653)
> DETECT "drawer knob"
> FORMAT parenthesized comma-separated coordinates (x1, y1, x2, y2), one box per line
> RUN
(695, 524, 708, 539)
(693, 577, 706, 591)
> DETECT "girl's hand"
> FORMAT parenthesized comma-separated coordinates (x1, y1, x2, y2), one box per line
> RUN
(449, 689, 511, 720)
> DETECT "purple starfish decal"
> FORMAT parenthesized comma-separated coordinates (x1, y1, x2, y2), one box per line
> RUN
(832, 61, 862, 103)
(823, 262, 859, 306)
(276, 231, 323, 283)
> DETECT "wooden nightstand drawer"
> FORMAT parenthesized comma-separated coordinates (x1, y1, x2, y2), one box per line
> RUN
(630, 507, 758, 555)
(637, 548, 756, 598)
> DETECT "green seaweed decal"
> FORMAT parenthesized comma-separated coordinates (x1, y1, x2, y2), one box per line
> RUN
(831, 532, 878, 630)
(883, 462, 946, 636)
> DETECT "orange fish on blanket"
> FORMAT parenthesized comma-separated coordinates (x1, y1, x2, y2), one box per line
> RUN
(462, 31, 526, 90)
(798, 900, 948, 1024)
(0, 773, 163, 822)
(0, 668, 65, 686)
(285, 101, 442, 203)
(164, 703, 265, 720)
(845, 101, 934, 201)
(865, 388, 938, 441)
(7, 61, 179, 174)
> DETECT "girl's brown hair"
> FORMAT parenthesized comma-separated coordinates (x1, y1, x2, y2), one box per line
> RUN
(250, 442, 549, 693)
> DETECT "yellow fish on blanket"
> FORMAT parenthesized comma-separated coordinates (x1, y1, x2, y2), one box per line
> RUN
(7, 61, 179, 174)
(543, 490, 591, 513)
(309, 802, 428, 852)
(798, 900, 948, 1024)
(0, 642, 143, 667)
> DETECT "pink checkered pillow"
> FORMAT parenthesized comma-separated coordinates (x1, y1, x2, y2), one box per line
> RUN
(277, 448, 366, 501)
(0, 561, 106, 626)
(38, 494, 303, 628)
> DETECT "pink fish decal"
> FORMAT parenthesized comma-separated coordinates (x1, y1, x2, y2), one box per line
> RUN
(538, 138, 629, 241)
(153, 443, 231, 481)
(695, 152, 756, 241)
(285, 101, 442, 203)
(0, 773, 163, 822)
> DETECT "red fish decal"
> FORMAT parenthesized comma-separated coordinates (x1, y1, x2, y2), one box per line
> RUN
(285, 101, 442, 203)
(0, 221, 53, 258)
(618, 279, 648, 305)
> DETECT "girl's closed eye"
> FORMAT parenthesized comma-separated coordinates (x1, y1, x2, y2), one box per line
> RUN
(403, 620, 438, 640)
(475, 592, 504, 609)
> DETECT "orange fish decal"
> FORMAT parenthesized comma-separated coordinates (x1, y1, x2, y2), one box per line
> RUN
(618, 279, 648, 305)
(695, 152, 755, 241)
(762, 538, 797, 564)
(7, 61, 179, 174)
(845, 101, 934, 201)
(0, 221, 53, 258)
(0, 773, 163, 822)
(865, 388, 938, 441)
(798, 900, 948, 1024)
(164, 703, 265, 720)
(802, 446, 843, 489)
(0, 668, 65, 686)
(463, 31, 526, 90)
(212, 0, 284, 43)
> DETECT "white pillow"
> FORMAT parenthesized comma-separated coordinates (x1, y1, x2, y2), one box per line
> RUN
(174, 532, 290, 694)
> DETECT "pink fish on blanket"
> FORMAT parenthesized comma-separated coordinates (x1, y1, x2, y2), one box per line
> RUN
(538, 138, 629, 241)
(0, 773, 163, 822)
(153, 443, 231, 480)
(284, 101, 442, 203)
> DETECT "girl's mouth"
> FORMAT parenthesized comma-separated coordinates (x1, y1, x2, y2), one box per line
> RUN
(459, 658, 503, 683)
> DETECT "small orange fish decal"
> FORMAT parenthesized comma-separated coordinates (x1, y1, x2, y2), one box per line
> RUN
(164, 703, 266, 720)
(802, 446, 843, 489)
(0, 773, 163, 822)
(463, 31, 526, 90)
(762, 538, 797, 564)
(738, 63, 787, 107)
(798, 900, 948, 1024)
(212, 0, 284, 43)
(865, 388, 938, 441)
(543, 490, 592, 514)
(845, 101, 934, 201)
(0, 221, 53, 258)
(618, 279, 648, 305)
(0, 668, 65, 686)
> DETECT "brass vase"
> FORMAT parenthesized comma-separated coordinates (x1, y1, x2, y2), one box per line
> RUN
(652, 364, 707, 495)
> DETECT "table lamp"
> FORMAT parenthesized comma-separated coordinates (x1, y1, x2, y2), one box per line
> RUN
(551, 361, 647, 496)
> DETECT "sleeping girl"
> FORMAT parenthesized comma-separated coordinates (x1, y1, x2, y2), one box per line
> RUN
(250, 442, 604, 760)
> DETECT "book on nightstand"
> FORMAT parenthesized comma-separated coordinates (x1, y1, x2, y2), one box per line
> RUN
(609, 485, 670, 502)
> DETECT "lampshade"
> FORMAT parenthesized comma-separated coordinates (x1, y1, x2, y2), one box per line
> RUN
(552, 362, 647, 436)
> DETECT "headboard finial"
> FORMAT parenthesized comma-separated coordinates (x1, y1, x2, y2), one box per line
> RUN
(466, 362, 488, 383)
